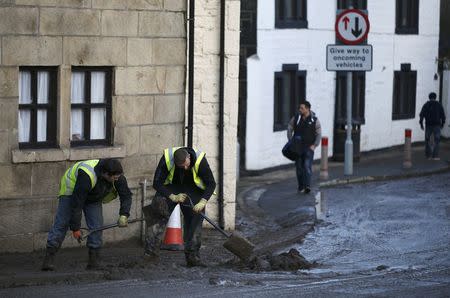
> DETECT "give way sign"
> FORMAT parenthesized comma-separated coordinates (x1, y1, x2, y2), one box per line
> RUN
(335, 9, 370, 45)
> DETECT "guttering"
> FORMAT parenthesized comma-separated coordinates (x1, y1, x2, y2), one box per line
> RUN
(187, 0, 195, 147)
(218, 0, 226, 229)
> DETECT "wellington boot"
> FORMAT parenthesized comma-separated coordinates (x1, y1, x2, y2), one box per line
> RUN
(186, 254, 207, 268)
(143, 251, 160, 264)
(41, 247, 57, 271)
(86, 248, 102, 270)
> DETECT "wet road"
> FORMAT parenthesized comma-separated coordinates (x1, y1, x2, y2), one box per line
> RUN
(299, 173, 450, 275)
(2, 173, 450, 297)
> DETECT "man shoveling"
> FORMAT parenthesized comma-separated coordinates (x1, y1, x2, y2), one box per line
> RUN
(41, 159, 132, 271)
(143, 147, 216, 267)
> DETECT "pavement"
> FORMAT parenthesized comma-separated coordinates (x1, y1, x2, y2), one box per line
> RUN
(235, 139, 450, 256)
(1, 140, 449, 289)
(246, 140, 450, 222)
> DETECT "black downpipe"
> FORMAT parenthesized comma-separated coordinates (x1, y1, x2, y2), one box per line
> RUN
(218, 0, 225, 229)
(187, 0, 195, 147)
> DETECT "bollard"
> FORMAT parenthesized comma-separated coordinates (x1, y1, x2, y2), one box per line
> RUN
(403, 129, 412, 169)
(320, 137, 329, 180)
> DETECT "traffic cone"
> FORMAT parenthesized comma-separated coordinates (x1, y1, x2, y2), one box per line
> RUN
(161, 204, 184, 251)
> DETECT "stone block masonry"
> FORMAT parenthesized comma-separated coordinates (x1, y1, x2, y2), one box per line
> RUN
(0, 0, 241, 251)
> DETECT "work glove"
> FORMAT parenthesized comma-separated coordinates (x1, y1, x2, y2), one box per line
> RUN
(72, 230, 82, 242)
(118, 215, 128, 227)
(169, 193, 188, 203)
(420, 123, 424, 130)
(193, 198, 207, 213)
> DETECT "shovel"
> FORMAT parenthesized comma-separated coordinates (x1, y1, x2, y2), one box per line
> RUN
(78, 218, 144, 242)
(184, 197, 255, 261)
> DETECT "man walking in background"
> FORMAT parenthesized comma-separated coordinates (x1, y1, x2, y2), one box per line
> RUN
(287, 101, 322, 194)
(419, 92, 446, 160)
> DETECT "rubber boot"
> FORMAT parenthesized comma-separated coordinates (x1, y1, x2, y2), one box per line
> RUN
(185, 252, 207, 268)
(41, 247, 57, 271)
(143, 250, 160, 264)
(86, 248, 102, 270)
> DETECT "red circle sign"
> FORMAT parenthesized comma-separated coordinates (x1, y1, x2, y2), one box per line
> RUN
(335, 9, 370, 45)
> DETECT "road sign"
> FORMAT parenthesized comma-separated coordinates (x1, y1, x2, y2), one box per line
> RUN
(335, 9, 370, 45)
(326, 45, 372, 71)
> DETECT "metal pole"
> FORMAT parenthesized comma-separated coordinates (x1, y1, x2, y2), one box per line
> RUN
(139, 179, 147, 244)
(344, 71, 353, 175)
(218, 0, 225, 229)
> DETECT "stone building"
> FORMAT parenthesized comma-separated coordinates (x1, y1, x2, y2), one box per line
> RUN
(0, 0, 240, 252)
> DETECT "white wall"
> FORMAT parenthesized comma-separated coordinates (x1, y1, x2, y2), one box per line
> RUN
(442, 70, 450, 138)
(246, 0, 440, 170)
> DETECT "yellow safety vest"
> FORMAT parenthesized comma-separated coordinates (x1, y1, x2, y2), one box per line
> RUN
(58, 159, 118, 204)
(163, 147, 206, 190)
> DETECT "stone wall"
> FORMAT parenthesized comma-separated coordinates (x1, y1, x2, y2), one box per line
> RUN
(0, 0, 186, 252)
(0, 0, 241, 252)
(192, 0, 240, 230)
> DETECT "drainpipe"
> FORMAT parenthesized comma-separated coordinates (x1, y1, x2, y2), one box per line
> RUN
(218, 0, 226, 229)
(187, 0, 195, 147)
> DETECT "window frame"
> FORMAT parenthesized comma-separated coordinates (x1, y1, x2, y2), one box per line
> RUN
(395, 0, 419, 35)
(337, 0, 367, 9)
(392, 64, 417, 120)
(273, 64, 307, 131)
(275, 0, 308, 29)
(18, 66, 58, 149)
(70, 66, 113, 147)
(335, 71, 366, 126)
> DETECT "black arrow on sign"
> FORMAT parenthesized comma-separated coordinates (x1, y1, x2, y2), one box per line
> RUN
(351, 17, 362, 38)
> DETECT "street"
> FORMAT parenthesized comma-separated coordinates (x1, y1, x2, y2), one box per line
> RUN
(2, 172, 449, 297)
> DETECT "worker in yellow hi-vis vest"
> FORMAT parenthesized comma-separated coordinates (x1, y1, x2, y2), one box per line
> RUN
(144, 147, 216, 267)
(42, 159, 132, 271)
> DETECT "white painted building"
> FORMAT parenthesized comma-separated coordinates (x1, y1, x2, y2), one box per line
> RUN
(245, 0, 441, 170)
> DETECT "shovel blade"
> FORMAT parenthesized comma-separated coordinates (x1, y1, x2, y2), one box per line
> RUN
(223, 231, 255, 261)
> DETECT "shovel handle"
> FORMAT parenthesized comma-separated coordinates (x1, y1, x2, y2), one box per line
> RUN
(80, 218, 144, 240)
(198, 211, 231, 239)
(185, 196, 230, 239)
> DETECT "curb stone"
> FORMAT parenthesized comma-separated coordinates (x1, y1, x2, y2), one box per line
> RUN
(318, 164, 450, 188)
(0, 271, 105, 289)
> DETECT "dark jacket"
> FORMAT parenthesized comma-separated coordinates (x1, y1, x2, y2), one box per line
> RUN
(419, 100, 446, 127)
(153, 147, 216, 201)
(69, 159, 133, 231)
(287, 112, 322, 148)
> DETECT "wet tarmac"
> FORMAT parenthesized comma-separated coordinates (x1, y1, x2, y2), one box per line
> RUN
(1, 173, 449, 297)
(297, 172, 450, 276)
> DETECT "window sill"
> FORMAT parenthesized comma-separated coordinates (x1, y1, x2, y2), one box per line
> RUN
(275, 20, 308, 29)
(12, 145, 126, 164)
(395, 28, 418, 35)
(392, 115, 415, 121)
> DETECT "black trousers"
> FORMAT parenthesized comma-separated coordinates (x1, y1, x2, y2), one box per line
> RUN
(144, 185, 204, 257)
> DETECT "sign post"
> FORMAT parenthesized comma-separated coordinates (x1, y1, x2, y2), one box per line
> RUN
(328, 9, 371, 176)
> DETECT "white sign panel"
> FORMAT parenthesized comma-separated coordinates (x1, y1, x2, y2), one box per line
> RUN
(336, 9, 370, 45)
(326, 45, 372, 71)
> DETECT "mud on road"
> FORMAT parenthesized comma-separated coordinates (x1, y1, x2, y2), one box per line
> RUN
(0, 194, 316, 289)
